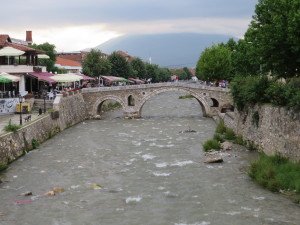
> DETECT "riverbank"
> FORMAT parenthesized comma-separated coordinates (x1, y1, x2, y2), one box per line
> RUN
(0, 92, 88, 171)
(204, 119, 300, 204)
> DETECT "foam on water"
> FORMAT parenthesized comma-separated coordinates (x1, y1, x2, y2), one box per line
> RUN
(174, 222, 210, 225)
(170, 160, 193, 167)
(155, 162, 168, 168)
(125, 196, 142, 204)
(142, 154, 156, 161)
(132, 141, 141, 146)
(153, 172, 171, 177)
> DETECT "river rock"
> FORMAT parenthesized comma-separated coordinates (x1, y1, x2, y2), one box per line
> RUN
(221, 141, 233, 151)
(204, 156, 224, 163)
(21, 191, 33, 196)
(44, 190, 55, 196)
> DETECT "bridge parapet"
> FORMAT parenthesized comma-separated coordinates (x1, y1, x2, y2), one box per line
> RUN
(82, 82, 230, 93)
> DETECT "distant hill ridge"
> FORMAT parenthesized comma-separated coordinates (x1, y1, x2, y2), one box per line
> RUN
(95, 33, 234, 68)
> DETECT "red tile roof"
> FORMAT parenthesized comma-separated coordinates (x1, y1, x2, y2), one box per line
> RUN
(56, 57, 82, 67)
(0, 34, 11, 46)
(4, 42, 43, 53)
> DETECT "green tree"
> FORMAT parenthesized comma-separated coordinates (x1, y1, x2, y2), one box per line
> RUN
(246, 0, 300, 78)
(230, 39, 261, 76)
(82, 49, 111, 77)
(183, 67, 193, 80)
(130, 58, 146, 79)
(108, 52, 131, 78)
(145, 63, 160, 82)
(32, 42, 56, 72)
(157, 68, 171, 82)
(196, 44, 232, 81)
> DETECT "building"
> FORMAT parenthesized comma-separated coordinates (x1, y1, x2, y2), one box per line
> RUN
(55, 57, 82, 73)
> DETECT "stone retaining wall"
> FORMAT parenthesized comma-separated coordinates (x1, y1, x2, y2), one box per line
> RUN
(223, 105, 300, 161)
(0, 92, 88, 168)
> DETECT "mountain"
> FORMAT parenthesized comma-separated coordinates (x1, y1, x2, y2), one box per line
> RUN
(95, 33, 234, 68)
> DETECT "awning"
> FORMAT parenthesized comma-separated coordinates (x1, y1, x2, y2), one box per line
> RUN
(77, 74, 95, 80)
(101, 76, 129, 82)
(28, 72, 56, 84)
(0, 46, 25, 56)
(51, 74, 82, 82)
(38, 54, 50, 59)
(0, 72, 20, 82)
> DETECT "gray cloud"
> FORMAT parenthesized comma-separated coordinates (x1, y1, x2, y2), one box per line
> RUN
(2, 0, 257, 29)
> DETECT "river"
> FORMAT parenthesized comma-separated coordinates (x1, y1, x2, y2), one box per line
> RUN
(0, 92, 299, 225)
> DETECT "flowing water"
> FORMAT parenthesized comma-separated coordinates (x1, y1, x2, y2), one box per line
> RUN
(0, 92, 299, 225)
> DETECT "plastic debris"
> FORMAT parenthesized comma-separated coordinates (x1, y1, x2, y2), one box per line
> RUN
(91, 183, 102, 190)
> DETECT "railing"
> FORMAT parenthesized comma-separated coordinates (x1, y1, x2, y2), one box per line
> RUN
(82, 82, 230, 93)
(0, 65, 46, 73)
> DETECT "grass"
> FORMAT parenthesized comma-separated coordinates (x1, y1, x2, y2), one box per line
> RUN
(31, 139, 39, 149)
(0, 163, 8, 172)
(4, 119, 21, 133)
(203, 139, 221, 152)
(249, 153, 300, 202)
(179, 94, 194, 99)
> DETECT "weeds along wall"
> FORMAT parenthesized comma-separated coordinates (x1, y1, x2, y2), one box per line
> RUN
(223, 104, 300, 161)
(0, 92, 88, 168)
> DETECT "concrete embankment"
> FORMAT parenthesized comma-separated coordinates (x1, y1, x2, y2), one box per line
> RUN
(223, 104, 300, 161)
(0, 92, 88, 168)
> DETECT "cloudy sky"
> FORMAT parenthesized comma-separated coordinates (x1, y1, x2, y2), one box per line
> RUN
(0, 0, 258, 51)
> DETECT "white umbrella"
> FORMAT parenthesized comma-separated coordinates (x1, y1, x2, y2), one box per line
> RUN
(0, 46, 25, 65)
(38, 54, 50, 59)
(0, 46, 25, 56)
(51, 74, 82, 82)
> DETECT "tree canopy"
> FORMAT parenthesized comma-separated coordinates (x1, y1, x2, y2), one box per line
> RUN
(196, 44, 232, 81)
(82, 49, 111, 77)
(32, 42, 56, 72)
(245, 0, 300, 78)
(108, 52, 131, 78)
(130, 57, 146, 79)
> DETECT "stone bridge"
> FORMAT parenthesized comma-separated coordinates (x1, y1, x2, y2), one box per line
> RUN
(81, 82, 233, 118)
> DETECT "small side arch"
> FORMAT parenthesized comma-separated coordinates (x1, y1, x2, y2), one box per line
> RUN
(128, 95, 135, 106)
(210, 98, 219, 107)
(220, 104, 235, 113)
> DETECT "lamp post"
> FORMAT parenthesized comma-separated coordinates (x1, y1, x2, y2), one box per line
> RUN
(19, 95, 23, 125)
(43, 91, 47, 113)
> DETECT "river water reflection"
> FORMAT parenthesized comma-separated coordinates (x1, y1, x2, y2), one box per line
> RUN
(0, 92, 299, 225)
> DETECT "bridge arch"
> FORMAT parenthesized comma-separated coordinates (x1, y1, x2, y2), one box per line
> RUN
(92, 95, 126, 116)
(137, 87, 211, 117)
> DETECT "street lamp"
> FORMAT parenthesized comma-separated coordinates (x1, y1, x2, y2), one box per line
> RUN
(19, 95, 23, 125)
(43, 91, 47, 113)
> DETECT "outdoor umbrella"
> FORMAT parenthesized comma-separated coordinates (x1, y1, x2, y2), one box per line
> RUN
(0, 72, 20, 92)
(0, 47, 25, 65)
(51, 74, 82, 82)
(38, 54, 50, 59)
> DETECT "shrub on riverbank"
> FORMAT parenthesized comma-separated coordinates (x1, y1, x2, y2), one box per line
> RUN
(203, 139, 221, 152)
(249, 153, 300, 201)
(230, 76, 300, 112)
(179, 94, 194, 99)
(4, 119, 21, 133)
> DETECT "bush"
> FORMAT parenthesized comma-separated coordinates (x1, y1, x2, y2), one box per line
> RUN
(235, 135, 246, 146)
(4, 119, 21, 133)
(224, 128, 236, 140)
(31, 139, 39, 149)
(213, 133, 224, 143)
(265, 82, 288, 106)
(179, 94, 194, 99)
(203, 139, 221, 152)
(215, 120, 226, 134)
(249, 153, 300, 193)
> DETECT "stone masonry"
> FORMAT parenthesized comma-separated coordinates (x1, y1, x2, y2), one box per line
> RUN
(82, 82, 233, 118)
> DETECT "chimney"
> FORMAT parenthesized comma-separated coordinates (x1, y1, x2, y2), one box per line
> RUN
(26, 31, 32, 45)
